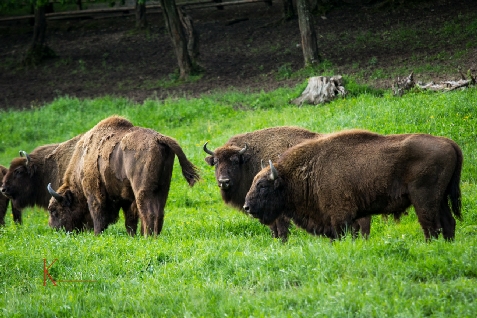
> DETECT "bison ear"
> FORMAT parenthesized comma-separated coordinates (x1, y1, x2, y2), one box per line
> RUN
(204, 156, 215, 166)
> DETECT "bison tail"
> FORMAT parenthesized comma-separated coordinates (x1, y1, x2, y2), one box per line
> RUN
(158, 136, 201, 187)
(448, 141, 463, 221)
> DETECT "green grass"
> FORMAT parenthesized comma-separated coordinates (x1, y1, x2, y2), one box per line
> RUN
(1, 84, 477, 317)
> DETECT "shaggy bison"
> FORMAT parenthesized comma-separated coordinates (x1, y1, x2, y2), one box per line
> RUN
(47, 116, 200, 237)
(1, 135, 81, 224)
(243, 129, 462, 241)
(203, 126, 371, 240)
(0, 165, 21, 225)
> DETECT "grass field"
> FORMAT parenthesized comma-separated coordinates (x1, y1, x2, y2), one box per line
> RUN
(1, 83, 477, 317)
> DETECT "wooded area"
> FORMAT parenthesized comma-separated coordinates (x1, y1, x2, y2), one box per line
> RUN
(1, 0, 320, 77)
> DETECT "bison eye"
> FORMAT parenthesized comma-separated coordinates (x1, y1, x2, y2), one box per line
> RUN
(49, 209, 58, 218)
(213, 158, 219, 166)
(14, 168, 23, 176)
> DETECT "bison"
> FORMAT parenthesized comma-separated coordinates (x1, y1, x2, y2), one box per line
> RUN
(243, 129, 463, 241)
(47, 115, 200, 237)
(0, 165, 21, 225)
(203, 126, 372, 240)
(1, 135, 82, 224)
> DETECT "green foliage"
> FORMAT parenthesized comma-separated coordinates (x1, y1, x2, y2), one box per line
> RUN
(1, 85, 477, 316)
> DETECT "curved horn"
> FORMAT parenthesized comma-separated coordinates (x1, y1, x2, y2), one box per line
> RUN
(203, 142, 215, 156)
(47, 183, 63, 201)
(269, 160, 278, 180)
(19, 150, 31, 166)
(261, 159, 266, 170)
(238, 143, 248, 155)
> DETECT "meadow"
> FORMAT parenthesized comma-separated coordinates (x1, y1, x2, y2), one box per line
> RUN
(1, 82, 477, 317)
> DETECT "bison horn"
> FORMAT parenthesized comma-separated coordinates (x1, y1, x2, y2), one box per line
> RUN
(261, 159, 266, 170)
(238, 143, 248, 155)
(203, 142, 215, 156)
(269, 160, 278, 180)
(19, 150, 31, 166)
(47, 183, 63, 202)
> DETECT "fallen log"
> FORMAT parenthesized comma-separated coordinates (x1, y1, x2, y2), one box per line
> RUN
(393, 71, 476, 96)
(291, 75, 346, 106)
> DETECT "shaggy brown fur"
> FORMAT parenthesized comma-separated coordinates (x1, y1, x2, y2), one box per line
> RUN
(0, 165, 20, 225)
(0, 135, 81, 224)
(204, 126, 372, 240)
(47, 115, 200, 237)
(244, 129, 463, 241)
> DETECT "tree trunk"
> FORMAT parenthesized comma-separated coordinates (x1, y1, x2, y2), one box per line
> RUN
(77, 0, 83, 10)
(283, 0, 296, 20)
(178, 7, 200, 69)
(23, 4, 56, 65)
(159, 0, 199, 80)
(135, 0, 148, 29)
(296, 0, 321, 66)
(32, 5, 47, 48)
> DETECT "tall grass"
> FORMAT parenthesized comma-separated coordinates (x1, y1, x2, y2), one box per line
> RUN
(1, 85, 477, 317)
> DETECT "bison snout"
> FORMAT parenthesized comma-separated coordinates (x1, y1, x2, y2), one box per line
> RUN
(0, 186, 10, 197)
(243, 204, 250, 213)
(218, 178, 230, 190)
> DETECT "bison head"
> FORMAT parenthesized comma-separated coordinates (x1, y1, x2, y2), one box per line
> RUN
(47, 183, 93, 232)
(243, 160, 286, 225)
(203, 142, 251, 207)
(0, 151, 36, 209)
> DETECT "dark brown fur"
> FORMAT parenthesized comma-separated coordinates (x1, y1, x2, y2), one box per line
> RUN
(48, 116, 200, 237)
(244, 129, 462, 241)
(0, 135, 82, 224)
(204, 126, 372, 240)
(0, 165, 21, 225)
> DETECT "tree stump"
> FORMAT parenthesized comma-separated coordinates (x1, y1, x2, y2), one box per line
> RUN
(291, 75, 346, 106)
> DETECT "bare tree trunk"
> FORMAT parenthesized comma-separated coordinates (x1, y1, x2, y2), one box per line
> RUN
(135, 0, 147, 29)
(77, 0, 83, 10)
(32, 5, 47, 48)
(23, 4, 56, 65)
(296, 0, 321, 66)
(159, 0, 201, 79)
(178, 7, 200, 69)
(283, 0, 296, 20)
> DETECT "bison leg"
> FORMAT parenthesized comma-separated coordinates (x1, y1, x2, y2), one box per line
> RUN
(136, 190, 167, 237)
(354, 216, 372, 239)
(269, 215, 291, 242)
(123, 201, 139, 236)
(0, 201, 6, 226)
(413, 205, 440, 241)
(12, 205, 22, 224)
(87, 196, 113, 235)
(439, 200, 456, 241)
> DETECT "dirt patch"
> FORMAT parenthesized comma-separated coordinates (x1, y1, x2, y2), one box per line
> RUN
(0, 0, 476, 110)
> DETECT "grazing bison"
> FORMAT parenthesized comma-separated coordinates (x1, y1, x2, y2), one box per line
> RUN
(47, 116, 200, 237)
(243, 129, 463, 241)
(203, 126, 372, 240)
(0, 165, 21, 225)
(1, 135, 82, 224)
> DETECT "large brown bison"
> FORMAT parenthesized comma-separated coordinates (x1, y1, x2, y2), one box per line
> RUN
(0, 165, 21, 225)
(1, 135, 82, 224)
(47, 116, 200, 237)
(243, 129, 463, 241)
(203, 126, 371, 240)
